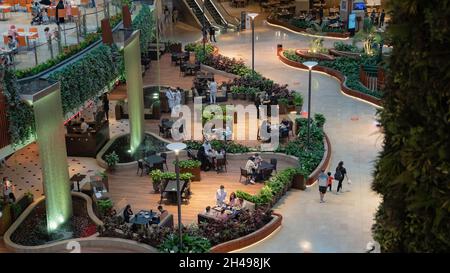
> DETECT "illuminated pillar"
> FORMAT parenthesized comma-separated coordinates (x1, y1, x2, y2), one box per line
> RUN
(123, 30, 145, 152)
(23, 82, 72, 233)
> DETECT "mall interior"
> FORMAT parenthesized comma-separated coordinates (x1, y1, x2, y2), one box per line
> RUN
(0, 0, 448, 253)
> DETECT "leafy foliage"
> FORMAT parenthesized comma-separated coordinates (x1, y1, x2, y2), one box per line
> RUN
(48, 45, 122, 114)
(132, 5, 155, 53)
(1, 69, 35, 145)
(371, 0, 450, 252)
(177, 159, 201, 169)
(333, 42, 361, 53)
(104, 151, 119, 167)
(159, 234, 211, 253)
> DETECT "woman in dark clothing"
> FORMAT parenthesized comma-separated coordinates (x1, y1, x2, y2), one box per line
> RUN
(55, 0, 65, 25)
(123, 204, 133, 223)
(335, 161, 347, 193)
(102, 94, 109, 121)
(197, 146, 210, 171)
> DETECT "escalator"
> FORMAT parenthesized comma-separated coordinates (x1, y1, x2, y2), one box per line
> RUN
(183, 0, 213, 29)
(204, 0, 239, 30)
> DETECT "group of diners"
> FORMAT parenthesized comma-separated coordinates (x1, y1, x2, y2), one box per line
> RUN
(122, 204, 168, 230)
(202, 185, 244, 221)
(194, 139, 227, 173)
(259, 118, 292, 141)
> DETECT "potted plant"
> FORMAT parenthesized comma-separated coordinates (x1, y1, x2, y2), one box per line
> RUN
(96, 199, 114, 218)
(292, 166, 308, 190)
(293, 93, 304, 115)
(246, 87, 258, 101)
(104, 151, 119, 171)
(150, 169, 164, 192)
(177, 159, 202, 181)
(180, 172, 194, 183)
(115, 99, 125, 120)
(238, 87, 246, 100)
(93, 171, 109, 191)
(231, 86, 239, 100)
(278, 98, 289, 114)
(314, 113, 326, 128)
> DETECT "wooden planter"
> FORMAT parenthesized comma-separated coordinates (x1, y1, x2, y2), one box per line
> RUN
(180, 167, 201, 181)
(287, 104, 296, 112)
(238, 93, 246, 100)
(232, 93, 238, 100)
(292, 174, 306, 190)
(152, 180, 161, 193)
(279, 104, 288, 115)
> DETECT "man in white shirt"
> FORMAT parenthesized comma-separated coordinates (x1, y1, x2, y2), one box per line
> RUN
(216, 185, 227, 206)
(208, 80, 217, 104)
(202, 140, 212, 152)
(80, 118, 89, 133)
(245, 157, 257, 184)
(2, 177, 15, 203)
(318, 169, 328, 203)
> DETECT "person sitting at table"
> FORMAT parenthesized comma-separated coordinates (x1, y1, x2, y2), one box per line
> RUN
(216, 185, 227, 206)
(123, 204, 133, 223)
(228, 192, 237, 207)
(55, 0, 65, 25)
(197, 146, 211, 171)
(245, 157, 257, 184)
(202, 140, 212, 152)
(280, 119, 290, 137)
(79, 118, 89, 133)
(157, 205, 168, 219)
(40, 0, 51, 5)
(254, 153, 262, 164)
(6, 36, 18, 61)
(218, 208, 229, 221)
(8, 25, 18, 40)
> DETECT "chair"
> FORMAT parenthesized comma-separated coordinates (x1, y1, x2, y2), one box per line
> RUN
(29, 27, 39, 41)
(71, 6, 79, 19)
(137, 160, 147, 176)
(17, 27, 24, 32)
(171, 53, 177, 64)
(160, 153, 168, 170)
(183, 52, 190, 62)
(216, 158, 227, 173)
(179, 63, 187, 77)
(47, 7, 56, 21)
(270, 158, 278, 173)
(16, 35, 26, 47)
(57, 9, 66, 21)
(239, 168, 250, 184)
(3, 35, 9, 45)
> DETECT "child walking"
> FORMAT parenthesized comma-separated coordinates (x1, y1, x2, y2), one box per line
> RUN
(327, 171, 333, 192)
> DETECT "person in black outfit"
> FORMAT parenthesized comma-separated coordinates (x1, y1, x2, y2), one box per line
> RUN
(102, 94, 109, 121)
(209, 26, 216, 42)
(39, 0, 51, 5)
(379, 10, 385, 27)
(55, 0, 65, 25)
(335, 161, 347, 193)
(197, 146, 211, 171)
(123, 204, 133, 223)
(319, 6, 324, 25)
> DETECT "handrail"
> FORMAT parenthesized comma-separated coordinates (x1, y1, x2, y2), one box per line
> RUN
(16, 20, 123, 83)
(209, 0, 239, 27)
(205, 0, 226, 26)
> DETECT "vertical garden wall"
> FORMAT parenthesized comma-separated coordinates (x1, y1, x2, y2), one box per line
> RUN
(372, 0, 450, 252)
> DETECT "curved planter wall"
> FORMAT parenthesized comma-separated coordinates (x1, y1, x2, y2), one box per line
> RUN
(267, 16, 350, 39)
(210, 213, 282, 253)
(3, 192, 103, 253)
(278, 49, 382, 107)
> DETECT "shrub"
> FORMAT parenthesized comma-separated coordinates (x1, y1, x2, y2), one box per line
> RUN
(176, 159, 201, 169)
(159, 234, 211, 253)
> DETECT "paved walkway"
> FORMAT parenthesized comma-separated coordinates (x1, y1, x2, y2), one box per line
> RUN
(211, 9, 382, 253)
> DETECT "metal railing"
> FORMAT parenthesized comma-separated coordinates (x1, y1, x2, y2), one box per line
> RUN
(10, 1, 121, 71)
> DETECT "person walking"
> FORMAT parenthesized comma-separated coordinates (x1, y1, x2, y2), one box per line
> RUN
(335, 161, 347, 193)
(370, 9, 376, 25)
(2, 177, 15, 203)
(164, 6, 170, 24)
(216, 185, 227, 206)
(379, 9, 385, 27)
(102, 93, 109, 121)
(327, 171, 333, 192)
(318, 170, 328, 203)
(208, 80, 217, 104)
(172, 7, 178, 23)
(209, 25, 216, 42)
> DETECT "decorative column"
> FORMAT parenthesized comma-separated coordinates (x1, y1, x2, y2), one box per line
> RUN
(123, 30, 145, 152)
(22, 81, 72, 233)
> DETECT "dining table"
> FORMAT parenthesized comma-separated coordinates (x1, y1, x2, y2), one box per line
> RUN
(257, 161, 274, 180)
(144, 154, 164, 168)
(131, 210, 160, 228)
(161, 179, 187, 203)
(17, 31, 35, 50)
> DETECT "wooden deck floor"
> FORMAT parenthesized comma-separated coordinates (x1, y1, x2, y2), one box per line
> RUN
(108, 154, 296, 225)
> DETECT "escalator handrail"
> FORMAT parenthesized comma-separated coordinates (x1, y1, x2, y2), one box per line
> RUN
(205, 0, 227, 26)
(213, 0, 240, 26)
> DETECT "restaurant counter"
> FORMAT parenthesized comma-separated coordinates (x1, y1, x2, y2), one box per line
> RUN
(65, 120, 110, 157)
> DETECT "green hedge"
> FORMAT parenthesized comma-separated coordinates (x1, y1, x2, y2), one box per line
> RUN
(1, 69, 35, 145)
(48, 45, 122, 114)
(283, 49, 382, 98)
(132, 5, 155, 53)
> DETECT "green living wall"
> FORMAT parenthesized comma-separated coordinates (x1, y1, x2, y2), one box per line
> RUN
(132, 4, 155, 53)
(371, 0, 450, 252)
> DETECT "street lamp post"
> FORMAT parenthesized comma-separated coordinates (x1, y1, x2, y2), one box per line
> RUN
(302, 61, 318, 149)
(247, 13, 258, 74)
(166, 142, 187, 250)
(202, 0, 206, 56)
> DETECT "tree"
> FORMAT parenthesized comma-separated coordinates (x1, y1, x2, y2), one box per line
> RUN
(372, 0, 450, 252)
(353, 17, 382, 56)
